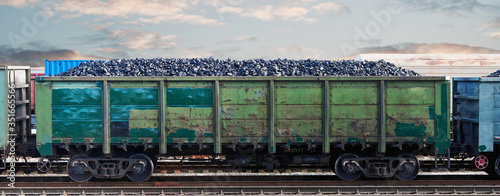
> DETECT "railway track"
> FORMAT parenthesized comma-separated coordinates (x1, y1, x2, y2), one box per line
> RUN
(1, 180, 500, 195)
(3, 156, 476, 175)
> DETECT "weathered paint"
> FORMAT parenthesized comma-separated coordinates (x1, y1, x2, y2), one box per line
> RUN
(168, 128, 196, 138)
(36, 82, 53, 156)
(110, 86, 159, 140)
(330, 119, 379, 137)
(329, 81, 380, 143)
(385, 81, 435, 105)
(393, 122, 426, 137)
(220, 82, 268, 144)
(36, 76, 451, 156)
(434, 82, 451, 154)
(479, 145, 487, 152)
(38, 76, 449, 82)
(51, 83, 103, 138)
(275, 82, 323, 143)
(167, 88, 213, 107)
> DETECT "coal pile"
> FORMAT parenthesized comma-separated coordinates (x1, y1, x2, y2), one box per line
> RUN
(486, 70, 500, 77)
(57, 58, 420, 77)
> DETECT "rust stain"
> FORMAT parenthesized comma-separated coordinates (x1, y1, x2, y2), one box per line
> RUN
(277, 128, 293, 136)
(244, 98, 257, 102)
(248, 113, 258, 117)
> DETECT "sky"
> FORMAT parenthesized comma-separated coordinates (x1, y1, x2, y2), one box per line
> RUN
(1, 0, 500, 67)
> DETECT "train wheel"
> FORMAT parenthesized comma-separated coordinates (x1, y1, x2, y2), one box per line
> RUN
(126, 153, 154, 182)
(335, 153, 362, 181)
(494, 156, 500, 178)
(36, 157, 52, 173)
(67, 155, 93, 182)
(393, 154, 419, 181)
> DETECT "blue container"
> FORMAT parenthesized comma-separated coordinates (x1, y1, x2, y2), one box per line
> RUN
(453, 77, 500, 153)
(44, 60, 92, 76)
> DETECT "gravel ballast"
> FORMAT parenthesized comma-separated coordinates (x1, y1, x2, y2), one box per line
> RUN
(57, 58, 420, 77)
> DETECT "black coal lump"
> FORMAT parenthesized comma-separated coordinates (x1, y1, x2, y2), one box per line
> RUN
(56, 58, 420, 77)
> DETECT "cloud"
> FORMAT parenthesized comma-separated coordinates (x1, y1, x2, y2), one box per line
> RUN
(166, 47, 213, 58)
(51, 0, 225, 26)
(230, 5, 315, 23)
(398, 0, 500, 15)
(216, 6, 243, 14)
(356, 43, 500, 54)
(109, 28, 179, 50)
(482, 17, 500, 29)
(230, 36, 256, 42)
(96, 47, 129, 58)
(97, 47, 122, 53)
(0, 45, 106, 67)
(216, 2, 349, 24)
(277, 45, 324, 59)
(0, 0, 38, 8)
(218, 36, 257, 44)
(486, 32, 500, 38)
(311, 2, 349, 14)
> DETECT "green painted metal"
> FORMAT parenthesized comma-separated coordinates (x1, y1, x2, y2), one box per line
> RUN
(214, 80, 221, 154)
(51, 82, 103, 140)
(36, 82, 53, 156)
(36, 76, 451, 156)
(269, 80, 275, 153)
(167, 88, 213, 107)
(110, 88, 158, 105)
(328, 81, 381, 148)
(109, 84, 159, 147)
(435, 81, 451, 154)
(379, 80, 386, 154)
(103, 81, 110, 155)
(220, 81, 268, 146)
(323, 80, 330, 154)
(275, 82, 322, 145)
(160, 81, 166, 154)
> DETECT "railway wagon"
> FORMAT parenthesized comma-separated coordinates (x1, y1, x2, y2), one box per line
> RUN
(0, 66, 33, 169)
(35, 76, 450, 182)
(453, 77, 500, 176)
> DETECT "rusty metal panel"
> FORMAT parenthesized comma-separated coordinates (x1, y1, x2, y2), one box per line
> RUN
(330, 119, 379, 137)
(276, 105, 321, 119)
(166, 82, 214, 144)
(220, 82, 268, 143)
(275, 82, 322, 142)
(276, 120, 322, 137)
(384, 80, 439, 144)
(330, 82, 378, 104)
(275, 82, 322, 105)
(109, 82, 159, 141)
(386, 81, 435, 104)
(329, 81, 380, 143)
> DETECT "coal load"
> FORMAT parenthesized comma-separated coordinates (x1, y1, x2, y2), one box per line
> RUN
(57, 58, 420, 77)
(486, 70, 500, 77)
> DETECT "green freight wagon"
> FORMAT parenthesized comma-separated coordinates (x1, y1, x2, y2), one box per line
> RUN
(35, 76, 450, 181)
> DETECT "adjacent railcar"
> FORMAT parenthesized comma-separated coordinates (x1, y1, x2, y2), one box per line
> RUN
(453, 77, 500, 176)
(0, 66, 33, 169)
(35, 76, 450, 182)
